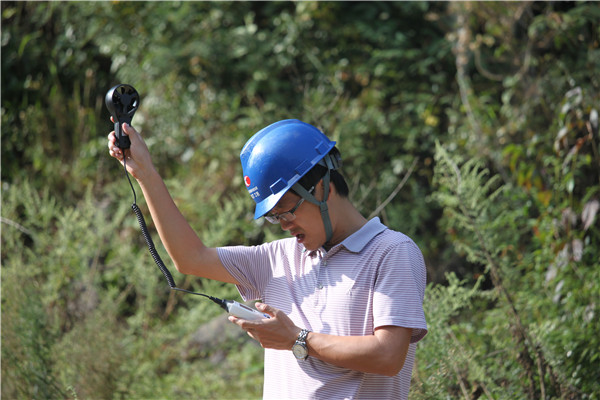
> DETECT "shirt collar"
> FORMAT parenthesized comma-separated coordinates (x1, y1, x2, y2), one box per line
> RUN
(302, 217, 387, 256)
(340, 217, 387, 253)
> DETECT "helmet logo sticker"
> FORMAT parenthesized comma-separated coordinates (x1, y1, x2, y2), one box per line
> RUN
(248, 186, 260, 199)
(244, 175, 251, 187)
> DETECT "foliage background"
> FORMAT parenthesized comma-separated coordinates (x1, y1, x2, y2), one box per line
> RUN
(2, 1, 598, 399)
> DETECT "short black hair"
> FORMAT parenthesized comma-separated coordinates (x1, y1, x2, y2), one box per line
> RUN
(294, 147, 349, 197)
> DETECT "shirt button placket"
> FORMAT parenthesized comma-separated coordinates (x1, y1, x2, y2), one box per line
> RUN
(317, 260, 327, 290)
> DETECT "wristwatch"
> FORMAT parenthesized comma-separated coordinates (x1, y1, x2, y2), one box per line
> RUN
(292, 329, 310, 360)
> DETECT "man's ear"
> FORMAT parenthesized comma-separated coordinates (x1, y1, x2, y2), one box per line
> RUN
(317, 178, 335, 201)
(326, 181, 336, 200)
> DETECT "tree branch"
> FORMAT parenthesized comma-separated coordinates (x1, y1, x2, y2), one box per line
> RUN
(368, 158, 418, 219)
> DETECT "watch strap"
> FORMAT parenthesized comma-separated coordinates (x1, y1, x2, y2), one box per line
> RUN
(296, 328, 310, 344)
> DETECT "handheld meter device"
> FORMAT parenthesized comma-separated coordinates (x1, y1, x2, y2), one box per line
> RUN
(105, 84, 140, 149)
(223, 300, 270, 321)
(105, 84, 269, 321)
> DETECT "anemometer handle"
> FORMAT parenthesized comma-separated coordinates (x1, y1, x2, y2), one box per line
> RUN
(105, 84, 140, 149)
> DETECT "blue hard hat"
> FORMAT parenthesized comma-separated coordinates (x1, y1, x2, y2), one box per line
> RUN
(240, 119, 336, 219)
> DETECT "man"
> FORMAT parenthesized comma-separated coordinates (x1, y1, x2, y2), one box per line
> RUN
(108, 119, 427, 399)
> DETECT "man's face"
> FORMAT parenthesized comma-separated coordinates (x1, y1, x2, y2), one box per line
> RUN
(268, 189, 326, 251)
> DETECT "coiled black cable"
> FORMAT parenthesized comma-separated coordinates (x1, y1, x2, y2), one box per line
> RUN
(131, 201, 176, 288)
(122, 156, 225, 307)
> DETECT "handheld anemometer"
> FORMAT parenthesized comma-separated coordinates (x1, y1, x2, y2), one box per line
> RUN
(105, 84, 269, 321)
(105, 84, 140, 149)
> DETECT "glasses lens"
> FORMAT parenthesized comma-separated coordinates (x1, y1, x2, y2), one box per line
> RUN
(264, 194, 306, 224)
(278, 212, 296, 223)
(265, 215, 279, 224)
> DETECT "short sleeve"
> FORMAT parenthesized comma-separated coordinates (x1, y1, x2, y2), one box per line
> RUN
(373, 240, 428, 343)
(217, 244, 274, 301)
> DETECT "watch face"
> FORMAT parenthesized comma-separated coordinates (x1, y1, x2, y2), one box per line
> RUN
(292, 343, 307, 359)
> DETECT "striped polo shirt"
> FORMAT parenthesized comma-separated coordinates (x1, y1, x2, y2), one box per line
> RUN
(217, 217, 427, 399)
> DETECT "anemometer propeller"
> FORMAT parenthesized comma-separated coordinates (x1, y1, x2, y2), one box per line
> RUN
(105, 84, 140, 149)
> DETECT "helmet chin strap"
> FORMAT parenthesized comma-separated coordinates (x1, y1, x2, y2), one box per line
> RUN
(291, 154, 337, 245)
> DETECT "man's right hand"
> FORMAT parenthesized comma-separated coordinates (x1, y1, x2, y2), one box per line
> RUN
(107, 121, 156, 181)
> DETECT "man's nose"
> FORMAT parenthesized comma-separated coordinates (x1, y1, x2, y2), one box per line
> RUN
(280, 218, 293, 231)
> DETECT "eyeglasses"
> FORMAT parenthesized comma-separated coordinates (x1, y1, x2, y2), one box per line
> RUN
(265, 186, 314, 224)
